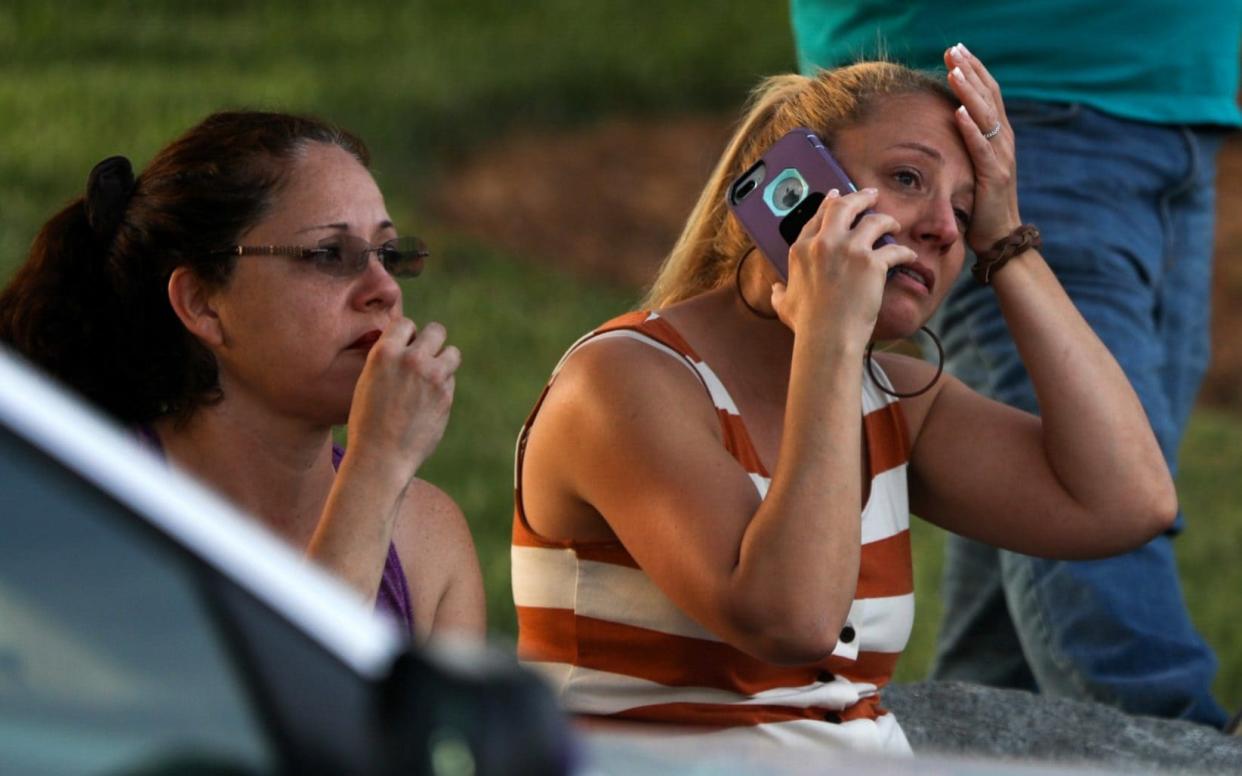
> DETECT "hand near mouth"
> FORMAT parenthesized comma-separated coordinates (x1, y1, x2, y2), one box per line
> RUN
(774, 187, 918, 345)
(343, 317, 461, 485)
(347, 329, 383, 351)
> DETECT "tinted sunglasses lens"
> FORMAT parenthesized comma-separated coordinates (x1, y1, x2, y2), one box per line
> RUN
(381, 236, 429, 278)
(312, 236, 370, 276)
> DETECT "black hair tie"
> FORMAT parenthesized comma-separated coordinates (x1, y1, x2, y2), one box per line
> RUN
(85, 155, 136, 247)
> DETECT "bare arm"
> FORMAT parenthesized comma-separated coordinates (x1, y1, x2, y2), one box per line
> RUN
(899, 248, 1176, 555)
(392, 480, 486, 642)
(307, 317, 461, 602)
(526, 191, 918, 665)
(530, 337, 862, 665)
(902, 47, 1176, 554)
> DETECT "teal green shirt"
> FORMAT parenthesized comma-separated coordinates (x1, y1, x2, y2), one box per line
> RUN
(791, 0, 1241, 126)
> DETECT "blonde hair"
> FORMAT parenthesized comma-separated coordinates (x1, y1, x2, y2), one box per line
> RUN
(644, 62, 954, 308)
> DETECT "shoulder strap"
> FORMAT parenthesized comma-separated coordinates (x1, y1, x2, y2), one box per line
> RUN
(514, 311, 708, 490)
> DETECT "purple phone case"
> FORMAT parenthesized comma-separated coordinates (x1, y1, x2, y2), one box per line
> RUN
(726, 127, 891, 280)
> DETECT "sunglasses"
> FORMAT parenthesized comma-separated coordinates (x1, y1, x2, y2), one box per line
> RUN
(216, 234, 429, 278)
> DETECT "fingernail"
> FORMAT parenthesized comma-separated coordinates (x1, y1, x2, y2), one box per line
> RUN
(863, 187, 878, 195)
(959, 42, 973, 57)
(827, 188, 840, 198)
(951, 66, 963, 81)
(957, 105, 969, 119)
(950, 44, 964, 61)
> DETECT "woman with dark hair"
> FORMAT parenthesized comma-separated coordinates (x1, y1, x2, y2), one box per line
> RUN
(0, 111, 484, 640)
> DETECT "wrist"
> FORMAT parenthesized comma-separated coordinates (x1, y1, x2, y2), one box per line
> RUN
(337, 443, 421, 494)
(969, 218, 1024, 250)
(794, 325, 867, 363)
(972, 224, 1041, 285)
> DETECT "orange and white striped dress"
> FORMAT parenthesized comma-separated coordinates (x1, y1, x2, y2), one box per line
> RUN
(512, 310, 914, 754)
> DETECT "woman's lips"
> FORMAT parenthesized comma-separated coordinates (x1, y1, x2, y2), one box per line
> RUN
(889, 264, 933, 294)
(348, 330, 382, 351)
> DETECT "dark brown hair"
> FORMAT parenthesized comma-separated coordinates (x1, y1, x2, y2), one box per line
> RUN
(0, 111, 369, 424)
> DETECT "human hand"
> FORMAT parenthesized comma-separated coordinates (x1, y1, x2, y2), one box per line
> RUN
(944, 43, 1022, 252)
(771, 188, 917, 344)
(345, 317, 460, 487)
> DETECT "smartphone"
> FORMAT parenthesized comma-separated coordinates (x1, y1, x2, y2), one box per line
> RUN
(726, 127, 893, 280)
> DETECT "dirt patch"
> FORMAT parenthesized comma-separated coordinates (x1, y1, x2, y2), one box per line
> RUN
(430, 117, 1242, 411)
(429, 115, 735, 288)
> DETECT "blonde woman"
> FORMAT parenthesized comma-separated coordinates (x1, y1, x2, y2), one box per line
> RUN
(512, 50, 1173, 753)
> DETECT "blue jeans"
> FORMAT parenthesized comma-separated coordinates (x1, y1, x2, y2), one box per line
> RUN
(928, 102, 1228, 727)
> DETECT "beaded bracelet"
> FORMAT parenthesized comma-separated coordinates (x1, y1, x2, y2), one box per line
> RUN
(972, 224, 1041, 285)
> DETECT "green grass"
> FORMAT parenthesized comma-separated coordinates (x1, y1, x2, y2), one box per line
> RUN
(1175, 409, 1242, 706)
(0, 0, 796, 269)
(3, 0, 1239, 714)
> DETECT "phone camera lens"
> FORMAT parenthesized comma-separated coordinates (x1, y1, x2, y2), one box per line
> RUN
(735, 179, 757, 200)
(775, 177, 805, 210)
(763, 168, 810, 216)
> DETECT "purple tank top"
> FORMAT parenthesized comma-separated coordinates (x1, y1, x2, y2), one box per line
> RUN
(137, 427, 415, 634)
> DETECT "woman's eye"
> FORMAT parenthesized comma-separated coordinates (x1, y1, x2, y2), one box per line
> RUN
(310, 245, 345, 265)
(954, 209, 972, 228)
(893, 170, 920, 188)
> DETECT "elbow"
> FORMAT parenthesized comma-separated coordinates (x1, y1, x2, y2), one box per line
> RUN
(1137, 450, 1180, 535)
(756, 630, 839, 666)
(743, 629, 839, 666)
(1109, 475, 1178, 547)
(727, 600, 843, 666)
(1146, 480, 1179, 536)
(1133, 465, 1178, 538)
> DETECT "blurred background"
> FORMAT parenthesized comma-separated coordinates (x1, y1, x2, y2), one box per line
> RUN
(2, 1, 1238, 706)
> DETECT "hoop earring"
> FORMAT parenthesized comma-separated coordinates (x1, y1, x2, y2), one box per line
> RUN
(735, 246, 778, 320)
(866, 326, 944, 398)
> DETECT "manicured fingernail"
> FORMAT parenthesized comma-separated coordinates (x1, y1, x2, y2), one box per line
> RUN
(950, 44, 965, 61)
(863, 187, 878, 195)
(959, 42, 973, 57)
(957, 105, 969, 119)
(827, 188, 840, 198)
(951, 66, 964, 81)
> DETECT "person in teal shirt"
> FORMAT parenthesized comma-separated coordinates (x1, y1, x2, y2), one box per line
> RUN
(792, 0, 1239, 728)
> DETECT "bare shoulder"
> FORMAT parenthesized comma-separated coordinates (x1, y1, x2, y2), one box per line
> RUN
(537, 331, 718, 435)
(522, 330, 723, 521)
(391, 478, 485, 639)
(394, 479, 468, 539)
